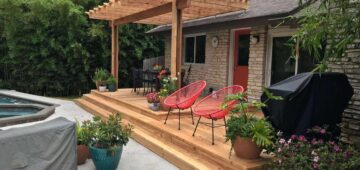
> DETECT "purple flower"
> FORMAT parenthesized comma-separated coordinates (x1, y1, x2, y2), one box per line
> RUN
(312, 163, 320, 169)
(279, 138, 286, 144)
(311, 138, 318, 145)
(344, 151, 353, 158)
(334, 145, 341, 152)
(320, 129, 326, 134)
(290, 135, 297, 140)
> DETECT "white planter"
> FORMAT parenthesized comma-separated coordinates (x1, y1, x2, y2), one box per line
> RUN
(98, 86, 107, 92)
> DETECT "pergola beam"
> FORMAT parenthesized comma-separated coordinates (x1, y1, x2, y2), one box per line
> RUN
(111, 23, 119, 87)
(111, 0, 190, 26)
(171, 0, 183, 87)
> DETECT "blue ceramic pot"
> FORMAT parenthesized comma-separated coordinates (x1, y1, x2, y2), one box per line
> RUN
(150, 103, 160, 111)
(108, 84, 117, 92)
(89, 145, 123, 170)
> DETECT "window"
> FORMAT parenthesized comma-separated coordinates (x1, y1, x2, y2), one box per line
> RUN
(184, 35, 206, 64)
(237, 35, 250, 66)
(270, 36, 319, 85)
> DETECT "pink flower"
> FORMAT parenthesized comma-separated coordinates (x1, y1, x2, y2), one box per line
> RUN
(277, 148, 282, 153)
(311, 138, 318, 145)
(290, 135, 297, 140)
(312, 163, 320, 169)
(298, 135, 306, 141)
(344, 151, 352, 158)
(279, 138, 286, 144)
(329, 141, 335, 145)
(334, 145, 341, 152)
(320, 129, 326, 134)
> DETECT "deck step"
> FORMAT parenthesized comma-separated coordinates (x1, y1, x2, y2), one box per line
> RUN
(131, 123, 220, 170)
(90, 90, 181, 120)
(76, 98, 220, 169)
(76, 91, 265, 170)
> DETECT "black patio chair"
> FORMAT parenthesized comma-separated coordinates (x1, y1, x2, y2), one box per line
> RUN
(131, 68, 143, 94)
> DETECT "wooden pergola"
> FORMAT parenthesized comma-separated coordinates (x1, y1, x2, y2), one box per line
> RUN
(86, 0, 248, 87)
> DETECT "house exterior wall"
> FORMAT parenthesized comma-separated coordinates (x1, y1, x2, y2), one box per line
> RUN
(164, 29, 231, 92)
(327, 45, 360, 143)
(247, 26, 267, 100)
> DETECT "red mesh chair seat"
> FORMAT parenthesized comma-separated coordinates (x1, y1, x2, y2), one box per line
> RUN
(192, 85, 244, 145)
(163, 80, 207, 130)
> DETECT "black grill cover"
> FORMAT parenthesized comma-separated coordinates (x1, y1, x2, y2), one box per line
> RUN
(261, 72, 353, 136)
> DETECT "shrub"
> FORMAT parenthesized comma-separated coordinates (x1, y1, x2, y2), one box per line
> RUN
(265, 126, 360, 170)
(82, 113, 133, 150)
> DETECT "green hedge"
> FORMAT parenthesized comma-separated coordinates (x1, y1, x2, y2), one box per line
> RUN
(0, 0, 163, 96)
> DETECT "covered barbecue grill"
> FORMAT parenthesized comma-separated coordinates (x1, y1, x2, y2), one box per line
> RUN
(261, 72, 354, 136)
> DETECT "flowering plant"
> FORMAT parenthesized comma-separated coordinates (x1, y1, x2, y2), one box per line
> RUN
(153, 64, 162, 71)
(265, 125, 360, 170)
(146, 92, 160, 103)
(158, 71, 177, 97)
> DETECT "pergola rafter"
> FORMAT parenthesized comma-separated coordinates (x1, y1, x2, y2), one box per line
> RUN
(86, 0, 248, 88)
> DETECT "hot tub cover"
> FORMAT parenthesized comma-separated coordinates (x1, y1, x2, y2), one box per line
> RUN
(261, 72, 353, 136)
(0, 117, 76, 170)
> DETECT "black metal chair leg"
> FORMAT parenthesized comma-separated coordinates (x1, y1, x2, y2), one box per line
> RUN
(190, 107, 194, 125)
(212, 119, 215, 145)
(178, 109, 181, 130)
(192, 116, 201, 136)
(224, 118, 227, 134)
(164, 108, 171, 125)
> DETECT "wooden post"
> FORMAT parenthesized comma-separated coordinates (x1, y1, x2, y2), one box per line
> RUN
(170, 0, 183, 88)
(111, 23, 119, 88)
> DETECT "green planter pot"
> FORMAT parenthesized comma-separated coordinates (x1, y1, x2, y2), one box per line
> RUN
(108, 84, 117, 92)
(89, 145, 123, 170)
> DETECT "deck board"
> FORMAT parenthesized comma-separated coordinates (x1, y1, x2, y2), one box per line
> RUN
(76, 88, 268, 170)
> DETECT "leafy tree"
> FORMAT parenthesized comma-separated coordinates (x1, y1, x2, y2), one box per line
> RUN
(0, 0, 163, 96)
(294, 0, 360, 72)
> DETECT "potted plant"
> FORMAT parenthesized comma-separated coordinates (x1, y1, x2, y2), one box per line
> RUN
(93, 68, 108, 92)
(157, 73, 177, 111)
(224, 90, 282, 159)
(84, 113, 133, 170)
(152, 64, 163, 71)
(146, 92, 160, 111)
(107, 76, 117, 92)
(76, 120, 91, 165)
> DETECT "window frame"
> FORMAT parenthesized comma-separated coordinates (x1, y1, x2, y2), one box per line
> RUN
(183, 33, 206, 64)
(266, 27, 318, 86)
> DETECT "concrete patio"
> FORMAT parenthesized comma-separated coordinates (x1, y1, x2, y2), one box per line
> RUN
(0, 90, 178, 170)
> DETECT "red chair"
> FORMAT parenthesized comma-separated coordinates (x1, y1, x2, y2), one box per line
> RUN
(164, 80, 207, 130)
(192, 85, 244, 145)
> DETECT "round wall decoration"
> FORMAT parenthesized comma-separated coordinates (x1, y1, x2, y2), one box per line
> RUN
(211, 36, 219, 48)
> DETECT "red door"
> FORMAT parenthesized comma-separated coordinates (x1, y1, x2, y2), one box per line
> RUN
(233, 29, 250, 91)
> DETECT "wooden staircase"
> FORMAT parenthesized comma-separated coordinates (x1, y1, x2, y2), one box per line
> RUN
(76, 89, 265, 170)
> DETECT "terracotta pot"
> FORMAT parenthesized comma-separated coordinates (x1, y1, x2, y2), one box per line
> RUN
(233, 137, 262, 159)
(77, 145, 89, 165)
(159, 96, 170, 111)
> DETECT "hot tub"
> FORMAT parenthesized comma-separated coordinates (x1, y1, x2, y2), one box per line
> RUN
(0, 93, 57, 127)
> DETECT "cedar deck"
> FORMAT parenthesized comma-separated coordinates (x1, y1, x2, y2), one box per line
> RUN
(76, 89, 267, 170)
